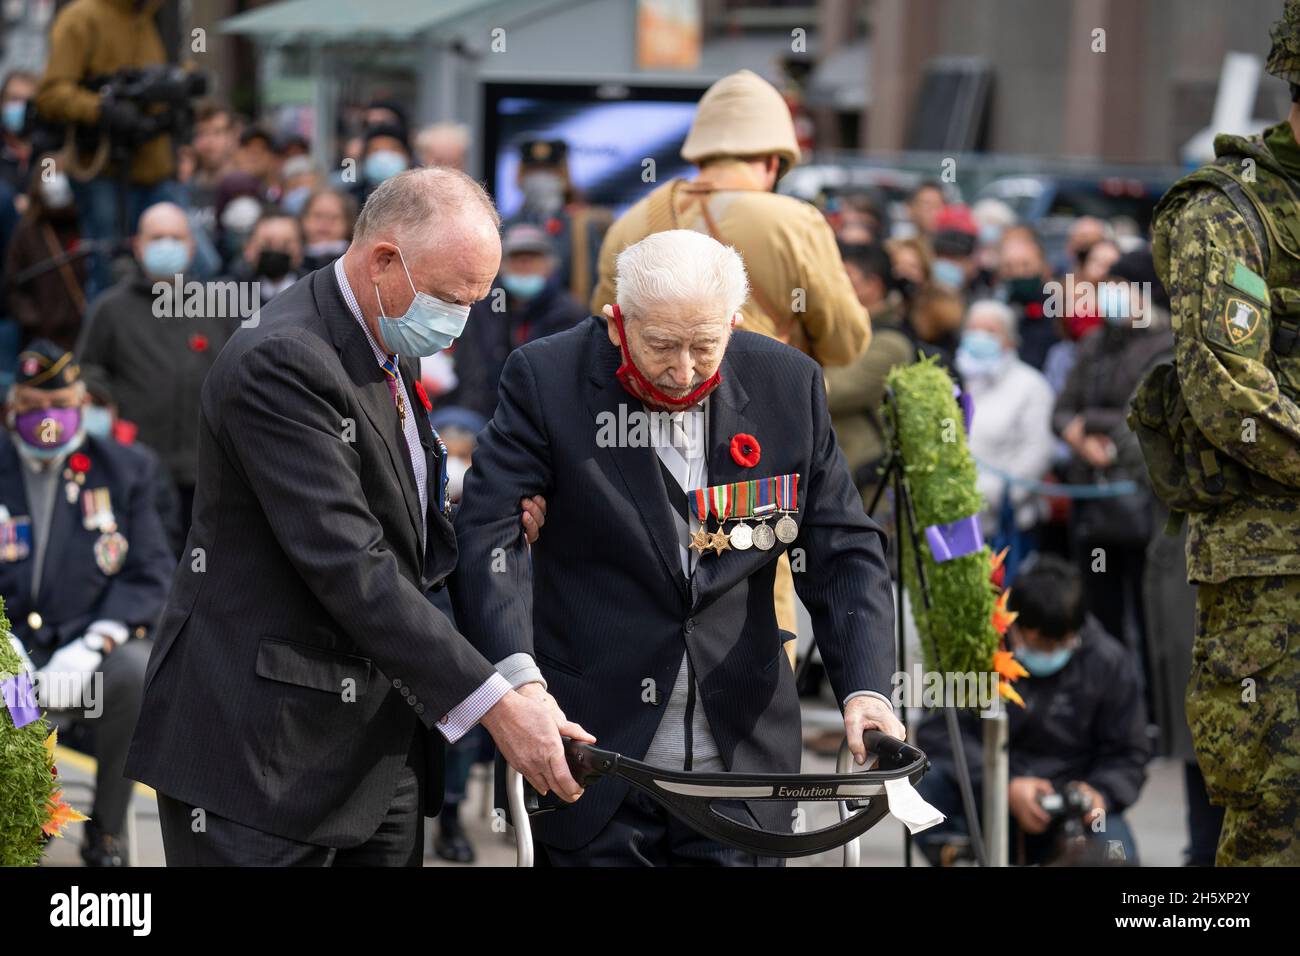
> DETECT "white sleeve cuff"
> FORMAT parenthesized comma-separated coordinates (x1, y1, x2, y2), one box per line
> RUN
(437, 672, 511, 744)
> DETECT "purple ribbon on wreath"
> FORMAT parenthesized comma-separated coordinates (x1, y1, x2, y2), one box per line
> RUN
(1, 671, 40, 728)
(924, 514, 985, 563)
(953, 383, 973, 434)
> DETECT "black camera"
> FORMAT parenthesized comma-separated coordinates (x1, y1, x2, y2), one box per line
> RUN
(92, 64, 209, 146)
(31, 64, 208, 159)
(1036, 782, 1094, 825)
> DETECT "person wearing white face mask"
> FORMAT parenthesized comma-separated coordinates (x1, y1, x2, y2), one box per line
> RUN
(125, 166, 593, 867)
(503, 137, 613, 303)
(959, 299, 1056, 540)
(3, 156, 87, 350)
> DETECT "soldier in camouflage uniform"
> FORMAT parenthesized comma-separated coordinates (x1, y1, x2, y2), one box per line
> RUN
(1144, 2, 1300, 866)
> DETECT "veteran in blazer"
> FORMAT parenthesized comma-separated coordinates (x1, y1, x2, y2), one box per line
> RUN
(1, 340, 173, 866)
(452, 230, 903, 865)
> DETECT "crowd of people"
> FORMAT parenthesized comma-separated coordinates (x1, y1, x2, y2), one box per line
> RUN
(0, 40, 1210, 866)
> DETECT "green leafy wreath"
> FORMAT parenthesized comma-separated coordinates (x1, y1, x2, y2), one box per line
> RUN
(885, 357, 1025, 706)
(0, 596, 85, 865)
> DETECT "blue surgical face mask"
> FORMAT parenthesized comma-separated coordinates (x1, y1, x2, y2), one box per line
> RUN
(375, 246, 471, 357)
(1015, 642, 1075, 677)
(282, 185, 312, 216)
(82, 404, 113, 438)
(364, 149, 408, 184)
(501, 272, 546, 300)
(931, 258, 966, 290)
(955, 329, 1008, 381)
(140, 237, 192, 278)
(2, 99, 26, 134)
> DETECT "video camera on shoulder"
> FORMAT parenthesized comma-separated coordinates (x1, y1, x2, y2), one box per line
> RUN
(32, 64, 208, 160)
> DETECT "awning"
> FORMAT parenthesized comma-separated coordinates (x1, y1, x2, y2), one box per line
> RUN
(220, 0, 535, 41)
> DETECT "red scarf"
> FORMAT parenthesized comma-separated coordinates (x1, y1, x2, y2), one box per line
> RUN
(610, 304, 722, 412)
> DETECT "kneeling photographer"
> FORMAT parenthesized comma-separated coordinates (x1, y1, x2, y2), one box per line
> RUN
(913, 555, 1151, 865)
(33, 0, 202, 298)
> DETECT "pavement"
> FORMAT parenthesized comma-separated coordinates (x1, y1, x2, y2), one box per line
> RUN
(42, 708, 1192, 868)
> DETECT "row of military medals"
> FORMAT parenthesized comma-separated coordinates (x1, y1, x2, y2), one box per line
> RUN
(77, 484, 129, 576)
(690, 474, 800, 556)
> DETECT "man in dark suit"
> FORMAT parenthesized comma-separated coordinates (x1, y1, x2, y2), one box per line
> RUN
(125, 168, 591, 866)
(452, 229, 903, 865)
(1, 340, 174, 866)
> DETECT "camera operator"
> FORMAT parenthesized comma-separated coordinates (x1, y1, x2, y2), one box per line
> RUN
(34, 0, 188, 298)
(913, 555, 1150, 865)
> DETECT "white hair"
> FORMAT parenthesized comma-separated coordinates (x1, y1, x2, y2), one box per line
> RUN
(966, 298, 1019, 342)
(614, 229, 749, 321)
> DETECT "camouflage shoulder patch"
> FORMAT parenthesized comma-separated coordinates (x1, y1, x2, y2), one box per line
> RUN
(1204, 256, 1271, 358)
(1221, 296, 1263, 345)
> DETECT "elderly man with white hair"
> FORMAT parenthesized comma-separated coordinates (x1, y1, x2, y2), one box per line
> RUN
(956, 299, 1056, 538)
(453, 228, 902, 866)
(126, 168, 590, 866)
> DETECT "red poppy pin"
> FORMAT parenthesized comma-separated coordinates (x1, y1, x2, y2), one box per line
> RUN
(69, 452, 90, 474)
(413, 380, 433, 412)
(112, 419, 138, 445)
(730, 433, 761, 468)
(189, 333, 209, 353)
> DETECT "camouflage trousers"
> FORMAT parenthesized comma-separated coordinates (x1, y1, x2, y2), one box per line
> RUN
(1188, 574, 1300, 866)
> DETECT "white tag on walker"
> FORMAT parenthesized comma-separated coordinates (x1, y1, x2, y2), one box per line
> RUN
(883, 776, 946, 834)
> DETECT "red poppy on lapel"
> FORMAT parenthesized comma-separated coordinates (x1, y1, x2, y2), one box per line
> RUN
(413, 380, 433, 412)
(69, 452, 90, 474)
(112, 419, 138, 445)
(730, 433, 761, 468)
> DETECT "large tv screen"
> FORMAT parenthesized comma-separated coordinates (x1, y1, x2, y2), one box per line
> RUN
(483, 81, 706, 217)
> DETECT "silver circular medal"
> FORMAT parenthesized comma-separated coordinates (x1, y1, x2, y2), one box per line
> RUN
(774, 514, 798, 543)
(752, 521, 776, 551)
(729, 521, 753, 551)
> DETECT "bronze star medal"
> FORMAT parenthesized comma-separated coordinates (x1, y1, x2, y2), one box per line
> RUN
(689, 527, 713, 554)
(706, 483, 734, 557)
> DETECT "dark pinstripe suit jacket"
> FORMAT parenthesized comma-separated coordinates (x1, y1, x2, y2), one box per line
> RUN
(452, 317, 895, 851)
(125, 266, 497, 849)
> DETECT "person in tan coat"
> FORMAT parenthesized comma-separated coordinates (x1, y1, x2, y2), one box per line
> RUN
(35, 0, 179, 297)
(591, 69, 872, 652)
(36, 0, 173, 189)
(591, 70, 869, 368)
